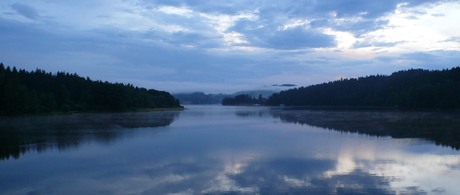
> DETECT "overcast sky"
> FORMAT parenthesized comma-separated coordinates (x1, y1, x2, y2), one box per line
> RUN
(1, 0, 459, 93)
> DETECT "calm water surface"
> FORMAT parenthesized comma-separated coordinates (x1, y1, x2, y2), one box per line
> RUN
(1, 105, 459, 194)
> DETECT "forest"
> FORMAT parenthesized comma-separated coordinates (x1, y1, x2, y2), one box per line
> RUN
(0, 63, 182, 115)
(267, 67, 460, 109)
(222, 94, 266, 105)
(174, 92, 229, 105)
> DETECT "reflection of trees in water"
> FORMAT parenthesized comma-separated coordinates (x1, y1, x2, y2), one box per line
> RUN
(270, 109, 460, 150)
(0, 111, 181, 160)
(235, 110, 270, 118)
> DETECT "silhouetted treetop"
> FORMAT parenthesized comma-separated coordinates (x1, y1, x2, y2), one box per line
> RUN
(0, 63, 182, 115)
(222, 94, 266, 105)
(267, 67, 460, 110)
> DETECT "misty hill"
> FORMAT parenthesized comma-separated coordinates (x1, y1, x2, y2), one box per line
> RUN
(267, 67, 460, 110)
(0, 63, 182, 115)
(173, 92, 229, 105)
(220, 90, 277, 105)
(175, 90, 277, 105)
(222, 94, 266, 106)
(233, 90, 277, 98)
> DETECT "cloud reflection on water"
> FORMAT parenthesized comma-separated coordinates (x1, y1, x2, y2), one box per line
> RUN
(1, 106, 459, 194)
(227, 106, 460, 194)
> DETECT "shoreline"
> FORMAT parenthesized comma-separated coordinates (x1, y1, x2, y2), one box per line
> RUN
(0, 106, 185, 118)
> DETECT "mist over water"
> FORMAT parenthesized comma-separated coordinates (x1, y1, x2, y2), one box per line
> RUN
(1, 105, 459, 194)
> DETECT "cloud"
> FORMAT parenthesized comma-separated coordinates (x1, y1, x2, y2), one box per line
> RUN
(164, 31, 222, 48)
(142, 0, 439, 39)
(309, 0, 399, 18)
(0, 0, 459, 93)
(11, 2, 39, 20)
(273, 84, 297, 87)
(172, 0, 400, 19)
(230, 19, 336, 49)
(263, 27, 336, 49)
(398, 51, 460, 69)
(216, 157, 400, 194)
(353, 41, 403, 48)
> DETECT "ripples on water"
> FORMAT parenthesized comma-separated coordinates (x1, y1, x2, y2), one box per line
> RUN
(0, 105, 459, 194)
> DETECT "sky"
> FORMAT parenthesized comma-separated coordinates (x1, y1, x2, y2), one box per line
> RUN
(1, 0, 459, 93)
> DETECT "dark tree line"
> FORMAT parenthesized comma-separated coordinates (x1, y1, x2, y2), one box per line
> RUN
(222, 94, 266, 105)
(268, 67, 460, 109)
(0, 63, 182, 115)
(174, 92, 230, 105)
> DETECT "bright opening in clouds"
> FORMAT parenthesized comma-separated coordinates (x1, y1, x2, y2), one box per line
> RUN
(1, 0, 459, 93)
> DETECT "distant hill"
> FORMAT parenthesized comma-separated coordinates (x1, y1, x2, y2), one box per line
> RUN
(222, 94, 266, 106)
(233, 90, 277, 98)
(273, 84, 297, 87)
(175, 90, 277, 105)
(0, 63, 182, 115)
(174, 92, 230, 105)
(268, 67, 460, 110)
(220, 90, 276, 106)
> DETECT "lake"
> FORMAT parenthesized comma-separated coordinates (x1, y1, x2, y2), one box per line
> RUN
(1, 105, 460, 194)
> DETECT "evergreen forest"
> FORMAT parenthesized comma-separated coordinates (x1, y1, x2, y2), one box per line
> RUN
(174, 92, 230, 105)
(0, 63, 182, 115)
(267, 67, 460, 109)
(222, 94, 266, 105)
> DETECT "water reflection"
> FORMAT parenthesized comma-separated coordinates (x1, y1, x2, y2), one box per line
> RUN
(197, 145, 458, 194)
(0, 111, 180, 160)
(267, 108, 460, 150)
(1, 106, 459, 194)
(223, 158, 397, 194)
